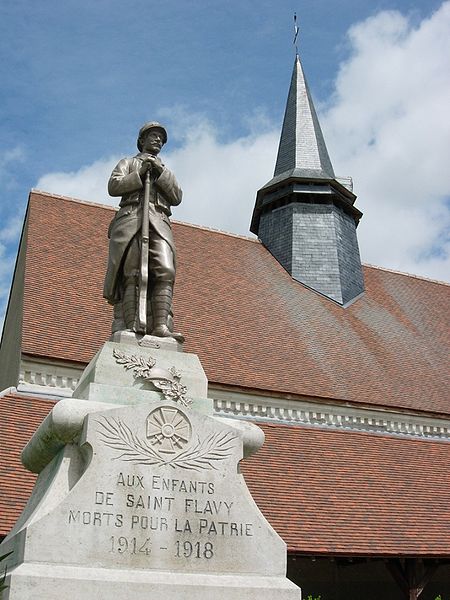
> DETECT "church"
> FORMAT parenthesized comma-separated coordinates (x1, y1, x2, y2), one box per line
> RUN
(0, 50, 449, 599)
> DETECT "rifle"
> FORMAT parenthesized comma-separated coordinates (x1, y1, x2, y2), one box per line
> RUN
(137, 168, 151, 333)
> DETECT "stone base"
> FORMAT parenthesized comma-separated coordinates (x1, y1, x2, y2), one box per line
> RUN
(2, 400, 299, 598)
(1, 340, 301, 600)
(3, 563, 300, 599)
(110, 330, 183, 352)
(73, 340, 210, 408)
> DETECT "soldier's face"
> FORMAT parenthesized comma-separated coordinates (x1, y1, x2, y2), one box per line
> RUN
(141, 130, 165, 155)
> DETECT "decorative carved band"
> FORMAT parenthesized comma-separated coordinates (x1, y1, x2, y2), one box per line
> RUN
(213, 398, 450, 441)
(19, 367, 79, 392)
(17, 360, 450, 441)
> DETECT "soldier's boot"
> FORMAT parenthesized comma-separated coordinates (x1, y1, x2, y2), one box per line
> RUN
(151, 282, 185, 343)
(122, 275, 138, 331)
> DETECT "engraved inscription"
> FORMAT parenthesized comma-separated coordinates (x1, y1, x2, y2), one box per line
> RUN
(175, 540, 214, 559)
(110, 536, 152, 555)
(67, 470, 255, 564)
(67, 411, 255, 568)
(68, 510, 123, 527)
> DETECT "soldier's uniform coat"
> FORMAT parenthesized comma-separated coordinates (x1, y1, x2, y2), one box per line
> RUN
(103, 153, 182, 304)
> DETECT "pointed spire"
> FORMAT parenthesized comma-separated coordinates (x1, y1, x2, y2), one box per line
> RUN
(250, 47, 364, 306)
(273, 55, 335, 181)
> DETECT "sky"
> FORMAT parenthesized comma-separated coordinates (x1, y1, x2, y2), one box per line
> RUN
(0, 0, 449, 330)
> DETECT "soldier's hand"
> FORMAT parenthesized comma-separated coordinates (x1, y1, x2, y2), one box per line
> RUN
(148, 156, 164, 177)
(139, 156, 164, 178)
(139, 158, 152, 177)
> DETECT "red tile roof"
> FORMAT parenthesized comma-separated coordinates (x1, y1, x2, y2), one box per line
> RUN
(242, 422, 450, 556)
(0, 393, 55, 535)
(16, 191, 450, 414)
(2, 392, 450, 556)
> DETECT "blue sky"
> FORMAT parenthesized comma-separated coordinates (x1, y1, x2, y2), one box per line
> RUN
(0, 0, 449, 330)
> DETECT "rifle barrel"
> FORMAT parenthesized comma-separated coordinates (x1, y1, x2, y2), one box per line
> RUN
(137, 169, 151, 333)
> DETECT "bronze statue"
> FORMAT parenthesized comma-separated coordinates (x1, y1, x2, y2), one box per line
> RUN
(103, 122, 184, 342)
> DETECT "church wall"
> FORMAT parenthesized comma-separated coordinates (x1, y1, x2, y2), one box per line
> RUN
(0, 211, 27, 391)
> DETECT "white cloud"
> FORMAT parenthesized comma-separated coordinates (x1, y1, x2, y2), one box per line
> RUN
(164, 121, 277, 234)
(34, 2, 450, 282)
(0, 145, 25, 190)
(0, 146, 24, 166)
(35, 119, 278, 236)
(322, 2, 450, 281)
(36, 157, 119, 207)
(0, 243, 15, 296)
(0, 214, 23, 244)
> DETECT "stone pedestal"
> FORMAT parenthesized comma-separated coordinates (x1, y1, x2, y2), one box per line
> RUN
(1, 339, 301, 599)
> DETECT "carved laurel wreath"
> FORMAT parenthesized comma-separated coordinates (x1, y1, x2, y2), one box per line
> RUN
(113, 348, 191, 407)
(113, 349, 156, 379)
(96, 416, 237, 472)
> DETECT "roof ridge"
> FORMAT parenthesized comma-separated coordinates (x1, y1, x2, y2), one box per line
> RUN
(0, 389, 57, 404)
(172, 219, 259, 242)
(363, 263, 450, 287)
(28, 190, 450, 283)
(30, 189, 116, 211)
(30, 189, 259, 243)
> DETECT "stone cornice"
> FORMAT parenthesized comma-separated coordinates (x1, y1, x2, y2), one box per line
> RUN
(211, 390, 450, 441)
(19, 358, 80, 397)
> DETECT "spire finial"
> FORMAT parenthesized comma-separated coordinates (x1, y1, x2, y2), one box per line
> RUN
(293, 12, 299, 57)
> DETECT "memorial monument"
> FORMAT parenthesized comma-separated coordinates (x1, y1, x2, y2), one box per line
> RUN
(103, 122, 184, 343)
(0, 124, 301, 599)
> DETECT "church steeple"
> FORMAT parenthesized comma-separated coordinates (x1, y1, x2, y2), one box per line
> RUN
(250, 54, 365, 306)
(274, 56, 335, 181)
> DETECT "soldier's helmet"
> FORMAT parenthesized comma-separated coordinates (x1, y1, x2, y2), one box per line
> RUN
(137, 122, 168, 151)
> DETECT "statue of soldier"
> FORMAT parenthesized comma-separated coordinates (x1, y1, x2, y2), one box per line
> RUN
(103, 122, 184, 342)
